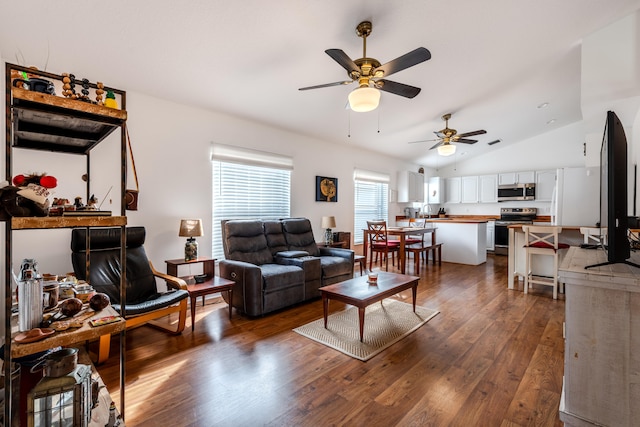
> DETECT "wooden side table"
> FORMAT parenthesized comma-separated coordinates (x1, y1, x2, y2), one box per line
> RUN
(165, 257, 235, 331)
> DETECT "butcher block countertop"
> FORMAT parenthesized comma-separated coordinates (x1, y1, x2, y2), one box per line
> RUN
(425, 218, 488, 224)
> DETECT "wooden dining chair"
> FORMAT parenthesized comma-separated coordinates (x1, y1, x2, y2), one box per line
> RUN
(367, 220, 400, 271)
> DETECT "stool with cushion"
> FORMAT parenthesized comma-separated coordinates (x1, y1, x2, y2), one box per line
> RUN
(522, 225, 570, 299)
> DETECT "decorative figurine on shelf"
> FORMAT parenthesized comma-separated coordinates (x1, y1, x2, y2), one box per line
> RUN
(0, 173, 57, 219)
(61, 73, 78, 99)
(74, 196, 84, 210)
(104, 90, 119, 109)
(106, 401, 120, 427)
(86, 194, 98, 210)
(96, 82, 105, 105)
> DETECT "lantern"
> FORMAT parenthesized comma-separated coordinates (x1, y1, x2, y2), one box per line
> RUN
(27, 364, 92, 427)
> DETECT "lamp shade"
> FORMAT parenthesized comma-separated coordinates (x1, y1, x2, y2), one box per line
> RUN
(179, 219, 204, 237)
(321, 216, 336, 229)
(348, 87, 380, 112)
(437, 143, 456, 156)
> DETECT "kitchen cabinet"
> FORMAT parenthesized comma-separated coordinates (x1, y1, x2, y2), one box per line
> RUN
(479, 174, 498, 203)
(486, 220, 495, 251)
(427, 176, 443, 204)
(398, 170, 425, 203)
(498, 170, 535, 185)
(461, 176, 479, 203)
(4, 63, 128, 424)
(535, 169, 556, 201)
(445, 177, 461, 203)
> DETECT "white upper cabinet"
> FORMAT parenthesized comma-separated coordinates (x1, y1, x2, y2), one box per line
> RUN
(535, 169, 556, 201)
(461, 176, 479, 203)
(427, 176, 443, 204)
(398, 171, 425, 203)
(445, 177, 461, 203)
(479, 174, 498, 203)
(498, 171, 535, 185)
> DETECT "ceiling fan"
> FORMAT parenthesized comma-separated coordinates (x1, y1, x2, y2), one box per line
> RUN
(409, 113, 487, 156)
(298, 21, 431, 112)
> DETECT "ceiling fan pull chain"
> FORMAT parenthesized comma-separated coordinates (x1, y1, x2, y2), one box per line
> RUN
(377, 108, 380, 134)
(348, 109, 351, 138)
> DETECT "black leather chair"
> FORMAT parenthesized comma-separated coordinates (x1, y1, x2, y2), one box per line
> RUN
(71, 227, 189, 362)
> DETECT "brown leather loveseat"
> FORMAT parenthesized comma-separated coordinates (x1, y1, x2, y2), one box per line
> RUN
(219, 218, 354, 316)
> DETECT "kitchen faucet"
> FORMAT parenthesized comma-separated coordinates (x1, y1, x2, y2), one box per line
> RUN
(422, 203, 432, 218)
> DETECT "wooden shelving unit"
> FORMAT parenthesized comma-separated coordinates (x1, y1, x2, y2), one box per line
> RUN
(3, 63, 128, 425)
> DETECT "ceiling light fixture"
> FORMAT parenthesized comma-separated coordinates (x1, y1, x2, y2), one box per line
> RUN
(547, 118, 556, 125)
(348, 86, 380, 112)
(537, 102, 549, 109)
(437, 143, 456, 156)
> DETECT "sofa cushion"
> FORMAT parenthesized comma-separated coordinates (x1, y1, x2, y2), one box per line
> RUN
(264, 220, 289, 256)
(319, 256, 350, 279)
(281, 218, 320, 256)
(224, 220, 273, 265)
(260, 264, 305, 293)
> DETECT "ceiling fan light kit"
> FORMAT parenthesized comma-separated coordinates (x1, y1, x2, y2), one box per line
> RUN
(437, 143, 456, 156)
(348, 86, 380, 112)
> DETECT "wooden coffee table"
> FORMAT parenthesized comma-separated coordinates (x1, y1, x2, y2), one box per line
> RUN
(319, 272, 420, 342)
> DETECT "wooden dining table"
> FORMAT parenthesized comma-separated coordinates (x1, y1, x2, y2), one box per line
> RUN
(362, 226, 437, 274)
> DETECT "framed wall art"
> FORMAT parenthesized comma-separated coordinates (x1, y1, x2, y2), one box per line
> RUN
(316, 176, 338, 202)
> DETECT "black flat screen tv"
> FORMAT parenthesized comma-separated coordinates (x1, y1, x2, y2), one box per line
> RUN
(586, 110, 639, 269)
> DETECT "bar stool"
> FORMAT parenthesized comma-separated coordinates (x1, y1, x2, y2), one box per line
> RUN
(579, 226, 607, 247)
(522, 225, 569, 299)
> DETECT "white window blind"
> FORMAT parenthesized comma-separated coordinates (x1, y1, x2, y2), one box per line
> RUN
(211, 145, 291, 259)
(354, 169, 389, 245)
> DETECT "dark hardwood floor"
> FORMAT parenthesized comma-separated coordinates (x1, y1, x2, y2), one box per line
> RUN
(97, 254, 565, 427)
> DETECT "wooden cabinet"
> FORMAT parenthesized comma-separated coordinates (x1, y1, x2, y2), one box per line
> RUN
(445, 177, 461, 203)
(427, 176, 443, 204)
(498, 170, 535, 185)
(4, 63, 128, 424)
(461, 176, 479, 203)
(535, 169, 556, 201)
(479, 174, 498, 203)
(559, 248, 640, 426)
(398, 171, 425, 203)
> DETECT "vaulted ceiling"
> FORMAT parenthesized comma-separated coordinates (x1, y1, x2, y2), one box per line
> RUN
(2, 0, 640, 168)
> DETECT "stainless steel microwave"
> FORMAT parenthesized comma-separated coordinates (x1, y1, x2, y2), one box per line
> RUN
(497, 183, 535, 201)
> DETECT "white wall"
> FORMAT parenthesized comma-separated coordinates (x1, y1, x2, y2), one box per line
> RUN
(2, 83, 425, 279)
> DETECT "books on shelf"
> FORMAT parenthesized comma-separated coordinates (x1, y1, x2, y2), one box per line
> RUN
(62, 210, 112, 216)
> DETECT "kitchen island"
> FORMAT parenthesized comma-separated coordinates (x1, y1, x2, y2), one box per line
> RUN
(507, 224, 583, 289)
(425, 219, 487, 265)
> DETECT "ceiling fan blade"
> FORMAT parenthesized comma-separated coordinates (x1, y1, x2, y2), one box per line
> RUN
(456, 139, 478, 144)
(429, 141, 444, 150)
(325, 49, 359, 74)
(299, 81, 353, 91)
(375, 47, 431, 78)
(376, 79, 421, 98)
(457, 129, 486, 138)
(408, 138, 438, 144)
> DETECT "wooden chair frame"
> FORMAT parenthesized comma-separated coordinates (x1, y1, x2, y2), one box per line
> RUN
(367, 220, 400, 271)
(96, 261, 188, 363)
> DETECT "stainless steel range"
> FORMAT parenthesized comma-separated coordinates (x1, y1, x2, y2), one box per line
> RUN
(494, 207, 537, 255)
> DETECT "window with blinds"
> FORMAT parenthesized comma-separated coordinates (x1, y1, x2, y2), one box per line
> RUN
(354, 169, 389, 245)
(211, 145, 292, 259)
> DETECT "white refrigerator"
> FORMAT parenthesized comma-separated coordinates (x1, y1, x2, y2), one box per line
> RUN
(551, 167, 600, 226)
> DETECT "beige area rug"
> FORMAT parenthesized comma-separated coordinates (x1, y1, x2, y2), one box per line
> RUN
(293, 299, 439, 361)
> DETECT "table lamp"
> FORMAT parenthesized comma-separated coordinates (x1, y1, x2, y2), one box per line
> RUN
(321, 216, 336, 245)
(179, 219, 204, 261)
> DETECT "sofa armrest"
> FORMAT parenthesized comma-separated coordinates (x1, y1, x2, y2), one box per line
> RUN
(276, 255, 321, 282)
(275, 250, 309, 258)
(219, 259, 264, 316)
(319, 247, 355, 262)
